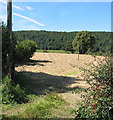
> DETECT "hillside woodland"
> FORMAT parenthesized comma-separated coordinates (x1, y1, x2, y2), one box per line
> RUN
(14, 31, 112, 54)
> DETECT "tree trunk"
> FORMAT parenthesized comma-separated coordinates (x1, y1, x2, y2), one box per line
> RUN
(78, 43, 79, 60)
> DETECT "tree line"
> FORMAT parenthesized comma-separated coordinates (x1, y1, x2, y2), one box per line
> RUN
(14, 30, 112, 54)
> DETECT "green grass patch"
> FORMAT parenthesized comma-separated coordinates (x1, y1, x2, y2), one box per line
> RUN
(2, 93, 68, 118)
(36, 49, 67, 53)
(64, 71, 79, 76)
(36, 49, 79, 54)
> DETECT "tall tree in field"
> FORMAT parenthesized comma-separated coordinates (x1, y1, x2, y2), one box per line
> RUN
(7, 0, 14, 80)
(72, 31, 95, 54)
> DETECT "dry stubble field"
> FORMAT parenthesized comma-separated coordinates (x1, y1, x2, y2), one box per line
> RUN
(15, 52, 101, 118)
(16, 53, 97, 99)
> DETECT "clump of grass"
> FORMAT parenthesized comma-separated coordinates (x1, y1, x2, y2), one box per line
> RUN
(20, 93, 66, 118)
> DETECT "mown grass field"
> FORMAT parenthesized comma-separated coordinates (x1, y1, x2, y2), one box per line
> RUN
(2, 52, 98, 119)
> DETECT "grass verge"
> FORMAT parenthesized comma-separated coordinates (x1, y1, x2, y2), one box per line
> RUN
(36, 49, 78, 54)
(36, 49, 67, 53)
(2, 92, 76, 118)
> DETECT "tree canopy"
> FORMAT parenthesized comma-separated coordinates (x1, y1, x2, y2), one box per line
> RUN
(72, 31, 95, 54)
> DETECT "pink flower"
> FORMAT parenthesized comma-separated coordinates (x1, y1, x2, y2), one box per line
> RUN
(90, 110, 94, 113)
(91, 95, 93, 99)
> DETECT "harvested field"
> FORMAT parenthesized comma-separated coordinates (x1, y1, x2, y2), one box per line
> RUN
(15, 53, 98, 95)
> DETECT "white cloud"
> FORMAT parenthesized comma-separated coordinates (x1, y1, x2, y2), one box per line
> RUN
(13, 4, 24, 11)
(0, 0, 24, 11)
(0, 0, 6, 4)
(26, 6, 32, 10)
(0, 14, 7, 22)
(13, 13, 44, 26)
(0, 1, 44, 27)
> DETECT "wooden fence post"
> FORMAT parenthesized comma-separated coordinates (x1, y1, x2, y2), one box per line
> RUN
(7, 0, 14, 80)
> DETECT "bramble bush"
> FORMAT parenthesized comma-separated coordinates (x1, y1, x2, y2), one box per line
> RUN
(15, 39, 38, 61)
(75, 56, 113, 119)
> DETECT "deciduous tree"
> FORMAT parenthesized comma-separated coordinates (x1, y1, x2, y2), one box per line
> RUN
(72, 31, 95, 54)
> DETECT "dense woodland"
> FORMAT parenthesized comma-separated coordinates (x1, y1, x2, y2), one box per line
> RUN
(14, 30, 112, 53)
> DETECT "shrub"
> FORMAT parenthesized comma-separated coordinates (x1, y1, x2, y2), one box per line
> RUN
(1, 23, 16, 77)
(75, 57, 113, 119)
(2, 76, 28, 104)
(15, 40, 38, 61)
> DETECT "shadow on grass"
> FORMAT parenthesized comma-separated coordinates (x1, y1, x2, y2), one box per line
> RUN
(15, 59, 52, 67)
(22, 71, 85, 95)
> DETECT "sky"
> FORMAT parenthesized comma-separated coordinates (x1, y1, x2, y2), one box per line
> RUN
(0, 0, 111, 32)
